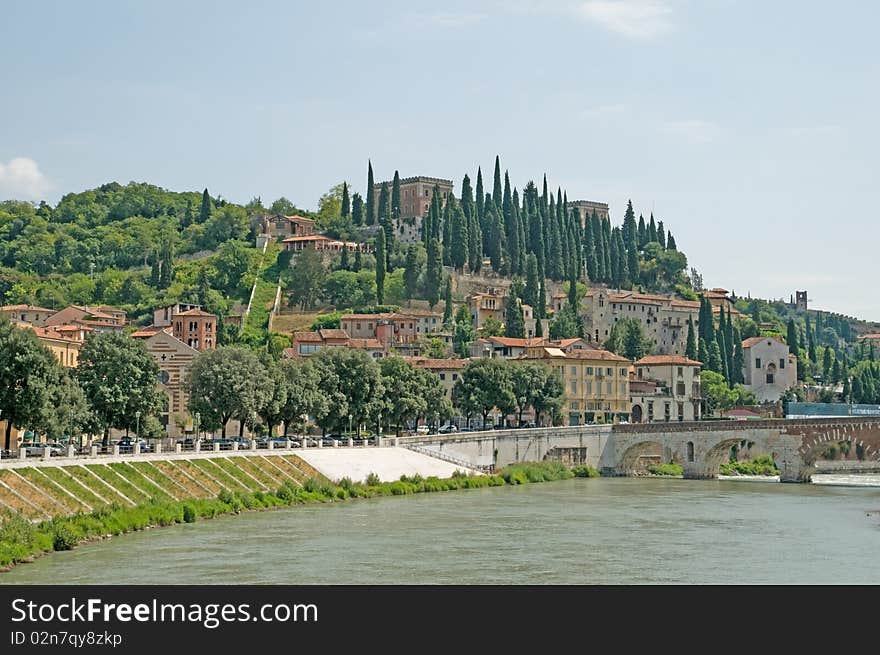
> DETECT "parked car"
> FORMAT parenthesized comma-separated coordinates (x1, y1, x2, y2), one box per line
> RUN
(415, 425, 430, 435)
(116, 437, 153, 453)
(438, 424, 458, 434)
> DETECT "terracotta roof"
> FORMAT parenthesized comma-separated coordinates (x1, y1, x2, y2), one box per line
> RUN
(131, 325, 172, 338)
(635, 355, 702, 366)
(282, 348, 298, 359)
(50, 324, 93, 332)
(0, 304, 54, 312)
(701, 289, 729, 298)
(348, 338, 385, 349)
(529, 347, 629, 362)
(554, 338, 591, 348)
(858, 334, 880, 340)
(742, 336, 785, 348)
(282, 234, 331, 242)
(670, 300, 701, 309)
(175, 308, 216, 317)
(293, 331, 323, 342)
(486, 336, 547, 348)
(17, 323, 82, 345)
(405, 357, 469, 369)
(284, 215, 316, 223)
(318, 329, 349, 340)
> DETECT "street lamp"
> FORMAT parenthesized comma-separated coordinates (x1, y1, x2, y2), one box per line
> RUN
(135, 410, 141, 439)
(348, 413, 352, 437)
(194, 412, 200, 441)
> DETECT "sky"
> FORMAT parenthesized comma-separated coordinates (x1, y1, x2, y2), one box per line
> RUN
(1, 0, 878, 321)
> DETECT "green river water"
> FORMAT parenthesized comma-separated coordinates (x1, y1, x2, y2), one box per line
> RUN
(3, 476, 879, 584)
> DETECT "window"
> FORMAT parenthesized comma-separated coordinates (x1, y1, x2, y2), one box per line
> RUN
(677, 367, 683, 377)
(586, 367, 593, 375)
(766, 373, 774, 384)
(620, 383, 627, 395)
(755, 358, 762, 369)
(570, 402, 580, 410)
(585, 381, 592, 394)
(779, 358, 785, 369)
(206, 322, 212, 332)
(570, 380, 577, 394)
(678, 403, 684, 421)
(606, 368, 613, 376)
(677, 382, 686, 396)
(606, 382, 612, 395)
(638, 368, 644, 378)
(425, 190, 429, 197)
(452, 374, 458, 381)
(664, 403, 671, 421)
(368, 323, 373, 330)
(570, 365, 577, 374)
(620, 368, 627, 377)
(439, 373, 446, 380)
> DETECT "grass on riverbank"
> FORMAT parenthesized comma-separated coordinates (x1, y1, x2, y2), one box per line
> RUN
(647, 463, 684, 477)
(0, 462, 590, 571)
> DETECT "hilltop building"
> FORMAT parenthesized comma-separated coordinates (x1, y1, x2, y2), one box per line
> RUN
(741, 336, 797, 402)
(372, 175, 454, 243)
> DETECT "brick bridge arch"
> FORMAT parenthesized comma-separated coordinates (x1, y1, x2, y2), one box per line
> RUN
(611, 418, 880, 482)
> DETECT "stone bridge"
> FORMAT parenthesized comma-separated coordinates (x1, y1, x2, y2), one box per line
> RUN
(397, 417, 880, 483)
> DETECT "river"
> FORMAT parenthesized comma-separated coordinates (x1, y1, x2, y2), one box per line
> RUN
(3, 476, 880, 584)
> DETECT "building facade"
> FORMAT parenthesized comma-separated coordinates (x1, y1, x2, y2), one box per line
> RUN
(373, 176, 454, 243)
(741, 336, 797, 402)
(568, 200, 610, 225)
(522, 347, 631, 425)
(171, 308, 217, 351)
(0, 305, 56, 326)
(630, 355, 702, 423)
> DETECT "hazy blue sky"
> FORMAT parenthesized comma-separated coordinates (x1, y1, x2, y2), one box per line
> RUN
(2, 1, 877, 320)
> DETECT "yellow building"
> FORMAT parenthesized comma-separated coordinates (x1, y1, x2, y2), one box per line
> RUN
(16, 323, 83, 368)
(522, 347, 631, 425)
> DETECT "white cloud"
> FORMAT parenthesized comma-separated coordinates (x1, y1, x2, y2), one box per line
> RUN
(576, 1, 673, 39)
(663, 119, 722, 144)
(0, 157, 51, 200)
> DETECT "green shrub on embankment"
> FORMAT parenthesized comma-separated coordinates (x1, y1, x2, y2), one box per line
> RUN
(0, 461, 588, 571)
(719, 455, 779, 476)
(647, 463, 684, 477)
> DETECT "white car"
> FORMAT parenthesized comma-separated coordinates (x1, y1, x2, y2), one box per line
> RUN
(415, 425, 430, 434)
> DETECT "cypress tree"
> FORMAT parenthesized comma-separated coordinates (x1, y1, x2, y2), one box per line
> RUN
(182, 201, 194, 228)
(609, 226, 620, 288)
(637, 214, 646, 248)
(528, 188, 545, 275)
(460, 174, 474, 221)
(722, 305, 734, 378)
(341, 182, 350, 218)
(404, 244, 419, 300)
(666, 231, 677, 250)
(592, 213, 605, 282)
(503, 173, 520, 275)
(685, 317, 697, 360)
(443, 277, 453, 326)
(537, 277, 547, 320)
(615, 228, 629, 289)
(807, 316, 817, 362)
(516, 191, 527, 275)
(468, 212, 482, 273)
(622, 200, 637, 249)
(657, 220, 666, 248)
(199, 188, 211, 224)
(547, 196, 561, 280)
(567, 261, 578, 309)
(351, 193, 364, 226)
(159, 246, 173, 288)
(709, 340, 723, 374)
(442, 194, 453, 266)
(842, 375, 851, 403)
(391, 171, 401, 222)
(149, 251, 160, 287)
(425, 237, 442, 308)
(717, 327, 730, 384)
(732, 327, 744, 384)
(375, 230, 386, 304)
(583, 213, 596, 281)
(822, 347, 833, 380)
(475, 167, 484, 226)
(377, 181, 389, 227)
(832, 357, 841, 384)
(534, 313, 543, 337)
(450, 197, 468, 271)
(365, 160, 375, 226)
(354, 247, 362, 272)
(699, 338, 710, 368)
(647, 213, 657, 243)
(524, 253, 539, 309)
(602, 218, 613, 284)
(340, 243, 350, 271)
(504, 282, 525, 338)
(492, 155, 503, 209)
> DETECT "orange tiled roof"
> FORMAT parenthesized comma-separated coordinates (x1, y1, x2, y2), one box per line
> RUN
(131, 325, 172, 338)
(282, 234, 331, 243)
(318, 329, 349, 340)
(487, 336, 547, 348)
(0, 304, 55, 312)
(635, 355, 702, 366)
(284, 215, 316, 224)
(175, 308, 215, 317)
(742, 336, 785, 348)
(293, 331, 323, 342)
(348, 338, 385, 349)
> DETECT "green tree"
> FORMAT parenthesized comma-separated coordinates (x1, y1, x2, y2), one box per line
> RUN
(378, 357, 427, 435)
(279, 359, 327, 436)
(288, 246, 327, 310)
(452, 305, 475, 358)
(523, 253, 540, 310)
(787, 318, 799, 355)
(310, 348, 384, 434)
(365, 160, 375, 226)
(375, 230, 386, 305)
(450, 197, 469, 271)
(77, 332, 163, 445)
(442, 277, 453, 326)
(550, 306, 582, 340)
(453, 358, 515, 428)
(504, 281, 525, 338)
(604, 317, 648, 360)
(41, 369, 90, 444)
(158, 244, 173, 289)
(256, 354, 288, 438)
(533, 368, 564, 427)
(391, 171, 401, 222)
(149, 251, 160, 288)
(685, 317, 697, 360)
(510, 361, 556, 427)
(341, 182, 350, 218)
(199, 188, 212, 224)
(351, 192, 364, 226)
(403, 243, 421, 300)
(186, 346, 271, 439)
(822, 347, 833, 381)
(425, 237, 442, 308)
(0, 318, 60, 449)
(479, 315, 504, 338)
